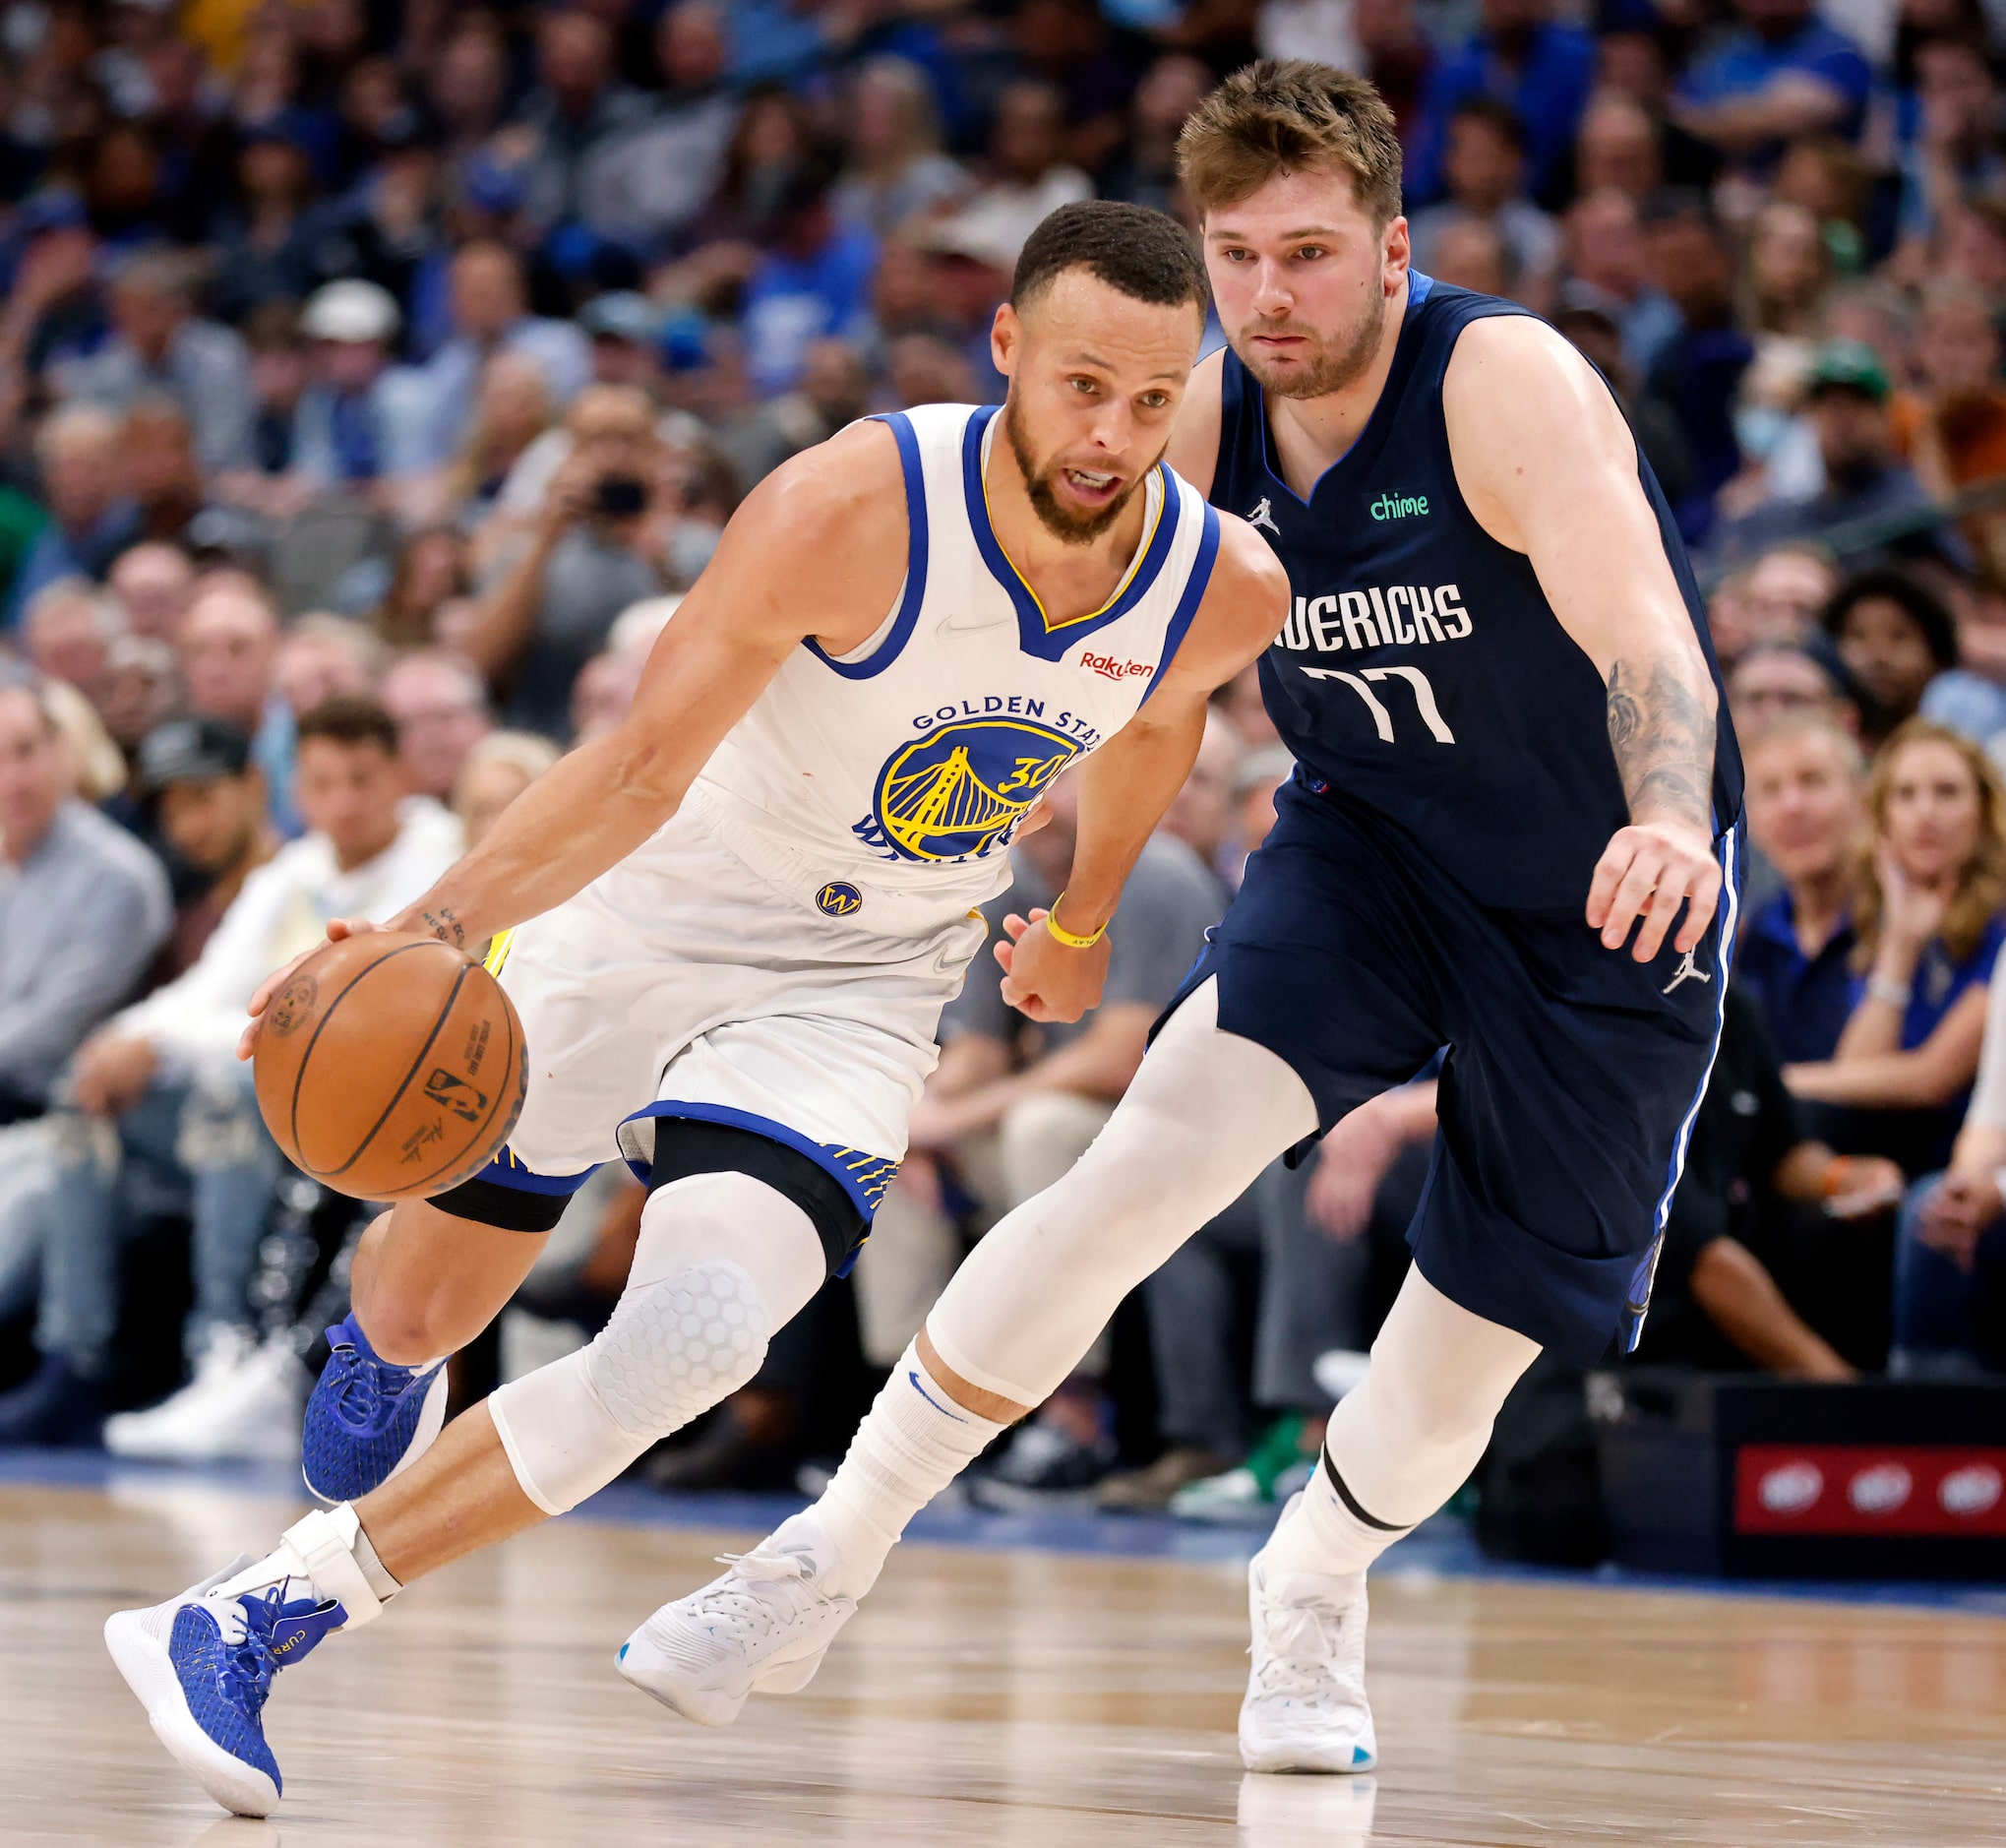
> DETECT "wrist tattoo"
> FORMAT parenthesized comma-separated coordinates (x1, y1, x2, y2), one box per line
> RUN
(420, 908, 466, 950)
(1606, 657, 1714, 832)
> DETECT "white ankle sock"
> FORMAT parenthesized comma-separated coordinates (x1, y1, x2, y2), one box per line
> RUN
(814, 1339, 1006, 1597)
(1261, 1452, 1416, 1579)
(211, 1506, 398, 1628)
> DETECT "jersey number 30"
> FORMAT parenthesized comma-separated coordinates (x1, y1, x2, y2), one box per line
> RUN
(1303, 665, 1456, 744)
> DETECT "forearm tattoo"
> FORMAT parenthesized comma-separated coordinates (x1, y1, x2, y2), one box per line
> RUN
(420, 907, 466, 950)
(1605, 657, 1715, 831)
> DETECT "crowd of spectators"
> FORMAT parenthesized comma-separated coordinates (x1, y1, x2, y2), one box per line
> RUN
(0, 0, 2001, 1534)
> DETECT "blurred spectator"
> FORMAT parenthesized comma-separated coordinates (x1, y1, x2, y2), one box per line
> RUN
(1410, 100, 1559, 305)
(8, 404, 144, 627)
(1673, 0, 1873, 164)
(1643, 195, 1755, 537)
(1786, 719, 2006, 1172)
(1409, 0, 1596, 208)
(0, 696, 462, 1455)
(368, 526, 472, 651)
(130, 717, 275, 990)
(50, 251, 253, 472)
(578, 293, 664, 393)
(177, 576, 296, 835)
(284, 279, 429, 499)
(409, 242, 590, 468)
(1895, 962, 2006, 1375)
(95, 635, 178, 767)
(210, 123, 324, 325)
(1103, 56, 1212, 218)
(513, 10, 651, 240)
(1575, 91, 1664, 205)
(1712, 341, 1969, 575)
(1737, 713, 1867, 1063)
(833, 56, 969, 237)
(1742, 199, 1832, 339)
(1893, 281, 2006, 584)
(1634, 985, 1900, 1378)
(453, 729, 560, 849)
(107, 541, 195, 644)
(739, 156, 879, 399)
(580, 1, 737, 255)
(383, 648, 492, 801)
(1429, 216, 1510, 297)
(1744, 543, 1840, 650)
(437, 351, 557, 530)
(0, 676, 171, 1126)
(936, 81, 1091, 278)
(460, 385, 668, 739)
(1728, 638, 1860, 740)
(23, 578, 121, 695)
(274, 613, 386, 717)
(1561, 188, 1681, 379)
(1551, 303, 1693, 508)
(1822, 566, 1958, 748)
(717, 336, 868, 490)
(1894, 34, 2002, 251)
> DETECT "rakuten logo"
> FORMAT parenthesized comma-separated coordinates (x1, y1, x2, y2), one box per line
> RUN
(1080, 651, 1153, 682)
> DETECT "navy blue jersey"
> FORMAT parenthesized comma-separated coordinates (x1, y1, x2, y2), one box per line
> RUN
(1212, 274, 1742, 914)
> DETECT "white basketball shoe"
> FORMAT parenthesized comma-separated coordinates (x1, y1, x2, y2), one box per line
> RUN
(1238, 1503, 1377, 1773)
(615, 1512, 858, 1727)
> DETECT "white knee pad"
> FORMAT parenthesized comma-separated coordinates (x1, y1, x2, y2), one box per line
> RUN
(489, 1259, 772, 1514)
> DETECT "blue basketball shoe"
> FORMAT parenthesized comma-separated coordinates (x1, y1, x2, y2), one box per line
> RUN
(300, 1313, 448, 1503)
(104, 1557, 346, 1816)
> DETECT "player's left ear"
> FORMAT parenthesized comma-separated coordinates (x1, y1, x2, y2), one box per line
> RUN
(1381, 216, 1411, 294)
(991, 301, 1022, 379)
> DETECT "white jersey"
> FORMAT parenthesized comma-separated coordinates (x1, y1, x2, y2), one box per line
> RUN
(683, 401, 1222, 934)
(484, 402, 1221, 1206)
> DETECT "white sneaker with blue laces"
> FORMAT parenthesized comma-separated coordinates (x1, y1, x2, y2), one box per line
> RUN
(1239, 1522, 1377, 1773)
(616, 1511, 858, 1727)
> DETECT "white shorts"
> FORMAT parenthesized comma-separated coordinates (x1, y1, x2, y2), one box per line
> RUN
(482, 787, 991, 1219)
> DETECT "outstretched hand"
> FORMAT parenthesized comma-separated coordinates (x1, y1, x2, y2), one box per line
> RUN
(236, 916, 382, 1061)
(996, 907, 1112, 1023)
(1585, 819, 1721, 964)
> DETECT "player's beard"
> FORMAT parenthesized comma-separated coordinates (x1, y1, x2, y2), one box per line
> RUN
(1234, 291, 1387, 400)
(1003, 394, 1155, 546)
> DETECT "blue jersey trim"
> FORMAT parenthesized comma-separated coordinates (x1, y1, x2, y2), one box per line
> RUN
(1624, 823, 1743, 1352)
(803, 411, 929, 680)
(619, 1100, 898, 1224)
(1408, 269, 1434, 307)
(467, 1148, 600, 1197)
(958, 403, 1183, 662)
(1140, 495, 1221, 706)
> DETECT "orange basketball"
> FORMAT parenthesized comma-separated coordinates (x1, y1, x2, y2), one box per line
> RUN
(252, 931, 526, 1202)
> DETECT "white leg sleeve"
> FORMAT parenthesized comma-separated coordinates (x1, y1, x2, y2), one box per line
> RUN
(926, 980, 1319, 1408)
(1263, 1265, 1541, 1577)
(488, 1170, 825, 1514)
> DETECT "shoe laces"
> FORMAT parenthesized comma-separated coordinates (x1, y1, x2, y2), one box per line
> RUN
(210, 1590, 285, 1718)
(1250, 1594, 1349, 1703)
(323, 1339, 424, 1436)
(684, 1546, 821, 1640)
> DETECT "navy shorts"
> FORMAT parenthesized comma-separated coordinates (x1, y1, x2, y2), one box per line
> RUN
(1181, 777, 1740, 1363)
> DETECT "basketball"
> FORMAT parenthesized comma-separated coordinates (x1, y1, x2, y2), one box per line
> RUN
(251, 931, 526, 1202)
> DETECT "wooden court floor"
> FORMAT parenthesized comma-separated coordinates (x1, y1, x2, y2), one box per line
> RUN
(3, 1478, 2003, 1847)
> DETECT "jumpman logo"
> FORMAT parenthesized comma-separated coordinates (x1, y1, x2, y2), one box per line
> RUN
(1663, 948, 1712, 995)
(1247, 497, 1280, 536)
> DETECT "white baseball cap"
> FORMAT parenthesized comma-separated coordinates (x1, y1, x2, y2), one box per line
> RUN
(301, 279, 402, 344)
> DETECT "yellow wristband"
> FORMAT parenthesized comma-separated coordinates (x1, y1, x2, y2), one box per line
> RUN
(1045, 893, 1108, 950)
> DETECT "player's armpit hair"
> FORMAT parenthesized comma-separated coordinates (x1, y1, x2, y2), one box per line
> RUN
(1605, 656, 1715, 831)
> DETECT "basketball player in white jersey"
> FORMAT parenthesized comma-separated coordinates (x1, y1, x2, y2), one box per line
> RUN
(104, 202, 1289, 1817)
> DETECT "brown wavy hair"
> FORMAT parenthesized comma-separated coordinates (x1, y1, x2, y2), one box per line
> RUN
(1854, 716, 2006, 970)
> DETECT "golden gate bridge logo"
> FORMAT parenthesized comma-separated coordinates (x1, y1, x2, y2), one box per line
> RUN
(873, 717, 1079, 862)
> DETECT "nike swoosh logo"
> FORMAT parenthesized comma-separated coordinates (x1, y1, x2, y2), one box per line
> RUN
(909, 1370, 969, 1421)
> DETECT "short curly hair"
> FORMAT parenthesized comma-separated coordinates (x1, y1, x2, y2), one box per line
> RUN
(1009, 200, 1207, 317)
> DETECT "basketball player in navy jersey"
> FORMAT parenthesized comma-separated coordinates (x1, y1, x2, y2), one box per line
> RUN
(660, 62, 1742, 1771)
